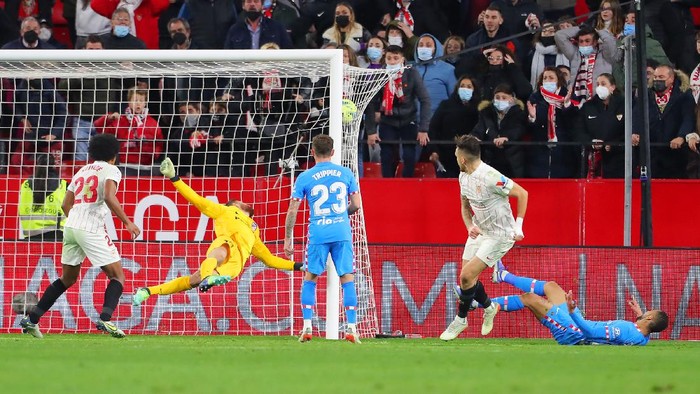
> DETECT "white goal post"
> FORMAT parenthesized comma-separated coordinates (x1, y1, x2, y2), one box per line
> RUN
(0, 49, 390, 339)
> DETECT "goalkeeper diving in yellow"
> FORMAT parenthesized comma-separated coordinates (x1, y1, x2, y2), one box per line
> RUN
(132, 158, 302, 306)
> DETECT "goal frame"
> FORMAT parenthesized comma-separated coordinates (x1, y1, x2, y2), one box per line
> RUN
(0, 49, 346, 339)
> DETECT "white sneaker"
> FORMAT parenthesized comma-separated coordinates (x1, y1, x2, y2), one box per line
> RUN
(481, 302, 500, 335)
(439, 316, 468, 341)
(298, 327, 312, 343)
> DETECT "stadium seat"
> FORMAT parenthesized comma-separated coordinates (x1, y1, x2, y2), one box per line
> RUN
(363, 162, 382, 178)
(413, 162, 437, 178)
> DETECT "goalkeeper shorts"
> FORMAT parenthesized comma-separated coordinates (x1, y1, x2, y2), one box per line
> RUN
(305, 241, 354, 276)
(206, 236, 248, 278)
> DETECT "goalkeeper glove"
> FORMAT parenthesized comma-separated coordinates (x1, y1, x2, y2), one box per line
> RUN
(293, 262, 304, 271)
(160, 157, 177, 179)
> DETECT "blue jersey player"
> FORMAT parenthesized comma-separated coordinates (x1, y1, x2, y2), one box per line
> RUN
(284, 135, 363, 344)
(477, 262, 669, 345)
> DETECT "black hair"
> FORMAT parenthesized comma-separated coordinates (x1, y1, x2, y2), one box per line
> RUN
(88, 134, 120, 162)
(575, 26, 600, 42)
(648, 311, 669, 333)
(31, 154, 60, 206)
(493, 83, 514, 97)
(385, 45, 403, 56)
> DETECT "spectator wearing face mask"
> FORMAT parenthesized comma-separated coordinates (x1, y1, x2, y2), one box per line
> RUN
(383, 20, 418, 62)
(611, 9, 668, 92)
(529, 22, 569, 89)
(413, 33, 456, 118)
(477, 45, 532, 102)
(322, 2, 371, 55)
(363, 36, 387, 69)
(91, 0, 169, 49)
(2, 16, 55, 49)
(471, 83, 528, 179)
(574, 73, 625, 178)
(526, 66, 579, 178)
(224, 0, 293, 49)
(99, 7, 147, 49)
(428, 75, 480, 178)
(37, 19, 67, 49)
(442, 35, 465, 66)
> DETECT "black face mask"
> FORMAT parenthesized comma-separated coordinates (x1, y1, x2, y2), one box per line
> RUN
(172, 32, 188, 46)
(335, 15, 350, 28)
(653, 80, 668, 93)
(489, 64, 503, 71)
(23, 30, 38, 45)
(246, 10, 262, 21)
(540, 36, 555, 47)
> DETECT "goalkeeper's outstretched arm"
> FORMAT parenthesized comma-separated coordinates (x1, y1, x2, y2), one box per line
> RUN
(251, 238, 303, 271)
(160, 157, 224, 219)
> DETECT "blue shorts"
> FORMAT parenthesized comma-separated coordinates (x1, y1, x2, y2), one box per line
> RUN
(541, 303, 586, 345)
(305, 241, 354, 277)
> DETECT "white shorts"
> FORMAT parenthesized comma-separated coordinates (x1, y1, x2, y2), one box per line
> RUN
(462, 235, 515, 267)
(61, 227, 121, 267)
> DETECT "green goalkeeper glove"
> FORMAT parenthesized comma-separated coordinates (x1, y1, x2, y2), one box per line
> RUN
(160, 157, 176, 179)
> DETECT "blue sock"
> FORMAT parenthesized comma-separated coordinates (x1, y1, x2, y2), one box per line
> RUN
(342, 281, 358, 324)
(503, 271, 546, 296)
(301, 280, 316, 320)
(491, 295, 524, 312)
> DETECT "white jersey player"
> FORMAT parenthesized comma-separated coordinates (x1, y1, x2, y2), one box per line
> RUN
(20, 134, 140, 339)
(440, 134, 529, 341)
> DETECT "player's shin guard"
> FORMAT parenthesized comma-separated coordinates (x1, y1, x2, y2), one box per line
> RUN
(100, 279, 123, 321)
(29, 279, 68, 324)
(342, 282, 358, 325)
(472, 280, 492, 309)
(491, 295, 524, 312)
(148, 276, 192, 295)
(504, 273, 546, 296)
(301, 280, 317, 322)
(199, 257, 218, 279)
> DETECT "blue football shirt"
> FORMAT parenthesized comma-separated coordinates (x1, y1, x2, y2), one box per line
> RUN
(292, 161, 359, 244)
(570, 311, 650, 345)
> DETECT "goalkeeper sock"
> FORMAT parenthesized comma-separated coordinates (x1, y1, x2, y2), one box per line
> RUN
(472, 280, 492, 308)
(491, 295, 524, 312)
(503, 272, 546, 296)
(342, 281, 358, 325)
(100, 279, 123, 321)
(199, 257, 219, 279)
(29, 278, 68, 324)
(301, 280, 316, 322)
(148, 276, 192, 295)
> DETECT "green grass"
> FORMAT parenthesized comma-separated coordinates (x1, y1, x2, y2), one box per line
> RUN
(1, 335, 698, 394)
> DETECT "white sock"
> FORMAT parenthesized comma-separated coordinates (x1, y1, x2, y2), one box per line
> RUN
(347, 323, 356, 332)
(303, 319, 312, 330)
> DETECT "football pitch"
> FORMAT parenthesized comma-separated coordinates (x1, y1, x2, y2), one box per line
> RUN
(1, 335, 698, 394)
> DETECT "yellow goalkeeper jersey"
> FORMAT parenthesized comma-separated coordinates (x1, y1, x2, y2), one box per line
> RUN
(172, 179, 294, 271)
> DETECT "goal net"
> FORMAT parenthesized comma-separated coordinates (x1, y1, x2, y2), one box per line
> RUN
(0, 50, 390, 339)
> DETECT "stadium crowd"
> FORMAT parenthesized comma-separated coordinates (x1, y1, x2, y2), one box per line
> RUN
(2, 0, 700, 179)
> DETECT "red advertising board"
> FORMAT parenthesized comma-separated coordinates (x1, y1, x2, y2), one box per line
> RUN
(2, 243, 698, 341)
(1, 177, 698, 247)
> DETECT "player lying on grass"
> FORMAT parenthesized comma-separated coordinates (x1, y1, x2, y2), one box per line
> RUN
(132, 158, 302, 306)
(471, 262, 669, 345)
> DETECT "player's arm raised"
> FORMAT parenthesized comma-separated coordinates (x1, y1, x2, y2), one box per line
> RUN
(461, 195, 479, 238)
(508, 182, 528, 241)
(284, 199, 302, 258)
(104, 179, 140, 239)
(160, 157, 224, 219)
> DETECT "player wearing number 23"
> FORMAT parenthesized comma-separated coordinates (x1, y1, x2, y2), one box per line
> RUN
(285, 135, 363, 343)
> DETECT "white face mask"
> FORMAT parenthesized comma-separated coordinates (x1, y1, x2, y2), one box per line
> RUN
(596, 85, 611, 100)
(39, 27, 51, 41)
(388, 36, 403, 47)
(385, 63, 403, 72)
(185, 114, 200, 127)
